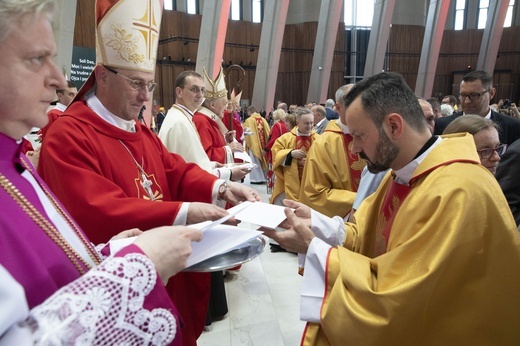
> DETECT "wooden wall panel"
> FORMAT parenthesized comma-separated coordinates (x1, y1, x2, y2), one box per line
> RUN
(73, 1, 519, 109)
(73, 3, 346, 109)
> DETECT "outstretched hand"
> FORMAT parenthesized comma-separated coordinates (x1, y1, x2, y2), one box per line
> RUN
(263, 207, 315, 254)
(276, 199, 311, 229)
(187, 202, 229, 225)
(222, 181, 262, 205)
(134, 226, 203, 284)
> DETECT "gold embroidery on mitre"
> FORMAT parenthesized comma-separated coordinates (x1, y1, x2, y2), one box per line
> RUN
(104, 24, 145, 64)
(230, 88, 242, 105)
(97, 0, 162, 72)
(202, 66, 228, 99)
(133, 1, 160, 61)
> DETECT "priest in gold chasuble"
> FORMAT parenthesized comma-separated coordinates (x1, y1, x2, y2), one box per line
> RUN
(264, 73, 520, 345)
(270, 108, 318, 205)
(299, 119, 366, 219)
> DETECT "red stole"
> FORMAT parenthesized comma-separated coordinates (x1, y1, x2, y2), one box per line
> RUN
(342, 133, 365, 191)
(255, 117, 268, 148)
(295, 135, 313, 180)
(374, 178, 412, 256)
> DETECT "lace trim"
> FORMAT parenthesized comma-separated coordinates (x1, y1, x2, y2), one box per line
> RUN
(26, 253, 176, 345)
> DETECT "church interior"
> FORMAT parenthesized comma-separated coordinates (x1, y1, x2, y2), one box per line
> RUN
(41, 1, 520, 345)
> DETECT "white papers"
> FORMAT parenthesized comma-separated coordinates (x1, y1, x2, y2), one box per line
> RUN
(186, 225, 262, 267)
(234, 150, 252, 162)
(233, 202, 289, 229)
(108, 202, 287, 269)
(224, 162, 257, 171)
(109, 236, 136, 254)
(190, 201, 251, 232)
(108, 224, 262, 269)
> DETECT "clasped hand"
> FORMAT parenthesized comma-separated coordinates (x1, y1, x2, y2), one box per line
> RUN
(262, 199, 315, 254)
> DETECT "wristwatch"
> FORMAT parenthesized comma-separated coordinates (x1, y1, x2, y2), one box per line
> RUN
(218, 181, 228, 200)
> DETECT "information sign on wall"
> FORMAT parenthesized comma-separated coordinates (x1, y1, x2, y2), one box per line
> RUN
(70, 46, 96, 89)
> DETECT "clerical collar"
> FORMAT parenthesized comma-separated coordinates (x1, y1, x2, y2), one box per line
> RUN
(86, 93, 136, 132)
(413, 135, 438, 160)
(464, 108, 492, 119)
(52, 102, 67, 112)
(394, 136, 442, 185)
(335, 118, 351, 134)
(296, 128, 311, 136)
(174, 103, 196, 117)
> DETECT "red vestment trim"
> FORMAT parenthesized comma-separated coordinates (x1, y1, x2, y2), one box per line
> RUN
(255, 117, 268, 148)
(295, 135, 314, 180)
(341, 133, 364, 192)
(374, 179, 412, 257)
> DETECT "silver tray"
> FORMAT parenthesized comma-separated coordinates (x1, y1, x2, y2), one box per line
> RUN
(184, 235, 266, 272)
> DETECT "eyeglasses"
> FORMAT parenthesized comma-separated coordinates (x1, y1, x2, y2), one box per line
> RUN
(477, 144, 507, 159)
(185, 86, 205, 94)
(458, 89, 490, 101)
(104, 66, 157, 92)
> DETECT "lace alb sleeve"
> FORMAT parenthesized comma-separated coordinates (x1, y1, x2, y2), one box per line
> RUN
(23, 252, 177, 345)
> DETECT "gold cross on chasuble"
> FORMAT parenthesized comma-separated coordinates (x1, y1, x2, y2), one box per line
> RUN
(342, 133, 366, 191)
(374, 179, 412, 256)
(295, 135, 314, 181)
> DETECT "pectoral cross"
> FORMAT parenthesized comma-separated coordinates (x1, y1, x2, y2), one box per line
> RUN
(141, 173, 155, 201)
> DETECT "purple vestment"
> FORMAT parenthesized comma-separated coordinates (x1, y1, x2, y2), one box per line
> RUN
(0, 132, 182, 345)
(0, 132, 87, 308)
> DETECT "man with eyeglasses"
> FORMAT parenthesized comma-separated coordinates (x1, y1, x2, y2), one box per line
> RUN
(159, 70, 249, 182)
(434, 70, 520, 145)
(38, 1, 260, 345)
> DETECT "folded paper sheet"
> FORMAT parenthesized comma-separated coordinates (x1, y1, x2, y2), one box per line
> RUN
(108, 202, 286, 268)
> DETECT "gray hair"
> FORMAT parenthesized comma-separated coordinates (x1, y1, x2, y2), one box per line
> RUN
(296, 107, 312, 121)
(335, 84, 354, 106)
(325, 99, 335, 108)
(0, 0, 55, 43)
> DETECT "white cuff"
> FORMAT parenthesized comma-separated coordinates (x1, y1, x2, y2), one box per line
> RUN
(300, 238, 331, 323)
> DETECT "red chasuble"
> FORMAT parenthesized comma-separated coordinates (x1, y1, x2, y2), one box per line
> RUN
(193, 112, 229, 164)
(39, 109, 61, 142)
(266, 121, 288, 163)
(38, 100, 217, 346)
(223, 110, 244, 145)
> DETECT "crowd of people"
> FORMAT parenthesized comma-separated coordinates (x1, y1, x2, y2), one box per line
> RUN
(2, 0, 520, 345)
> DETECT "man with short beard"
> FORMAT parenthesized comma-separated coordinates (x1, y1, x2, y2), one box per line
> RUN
(265, 72, 520, 345)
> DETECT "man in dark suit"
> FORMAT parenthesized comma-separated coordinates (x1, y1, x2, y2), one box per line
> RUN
(496, 138, 520, 227)
(434, 70, 520, 145)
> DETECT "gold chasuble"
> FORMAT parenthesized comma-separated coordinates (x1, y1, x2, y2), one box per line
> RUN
(243, 113, 270, 170)
(299, 120, 366, 218)
(302, 134, 520, 345)
(270, 128, 318, 203)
